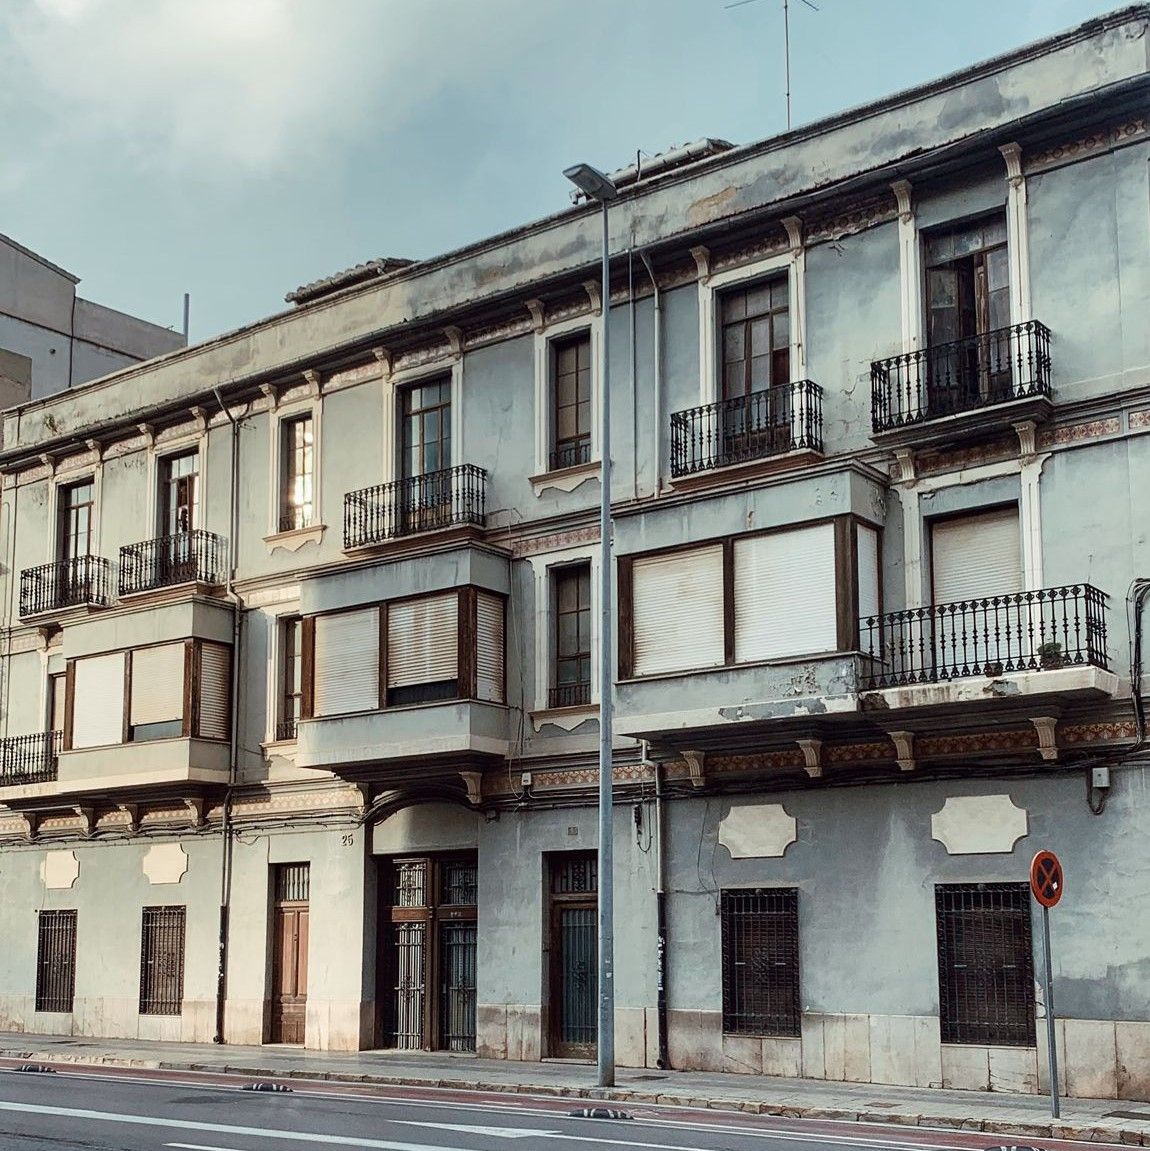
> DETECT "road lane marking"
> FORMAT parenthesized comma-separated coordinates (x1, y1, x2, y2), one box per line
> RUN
(396, 1121, 560, 1138)
(168, 1144, 251, 1151)
(0, 1100, 462, 1149)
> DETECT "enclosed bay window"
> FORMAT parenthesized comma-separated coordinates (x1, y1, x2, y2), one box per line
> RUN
(620, 519, 879, 679)
(302, 588, 506, 718)
(64, 641, 230, 750)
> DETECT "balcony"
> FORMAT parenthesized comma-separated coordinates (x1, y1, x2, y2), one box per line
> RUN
(19, 555, 113, 619)
(870, 320, 1052, 445)
(859, 584, 1113, 701)
(549, 682, 591, 709)
(344, 465, 487, 550)
(671, 381, 822, 479)
(119, 530, 225, 597)
(0, 731, 60, 787)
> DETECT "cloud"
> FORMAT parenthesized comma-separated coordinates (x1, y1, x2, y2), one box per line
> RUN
(3, 0, 543, 179)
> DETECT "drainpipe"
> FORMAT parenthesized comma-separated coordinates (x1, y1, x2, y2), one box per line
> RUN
(644, 739, 670, 1069)
(629, 245, 639, 501)
(639, 251, 662, 495)
(0, 466, 17, 740)
(212, 386, 243, 1045)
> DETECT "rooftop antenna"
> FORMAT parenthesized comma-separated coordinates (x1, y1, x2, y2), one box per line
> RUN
(182, 292, 190, 342)
(725, 0, 819, 131)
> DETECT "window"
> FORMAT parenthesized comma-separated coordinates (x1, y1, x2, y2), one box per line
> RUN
(65, 641, 230, 750)
(550, 333, 592, 470)
(35, 910, 77, 1013)
(721, 888, 800, 1037)
(279, 415, 314, 532)
(936, 883, 1035, 1047)
(313, 607, 381, 717)
(129, 643, 185, 742)
(475, 591, 505, 704)
(48, 673, 67, 734)
(159, 452, 199, 535)
(57, 479, 94, 562)
(551, 565, 591, 707)
(720, 280, 790, 400)
(402, 379, 452, 479)
(139, 906, 186, 1016)
(621, 522, 860, 679)
(387, 594, 458, 706)
(278, 616, 303, 740)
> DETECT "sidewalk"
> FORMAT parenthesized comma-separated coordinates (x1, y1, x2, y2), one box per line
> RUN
(2, 1031, 1149, 1145)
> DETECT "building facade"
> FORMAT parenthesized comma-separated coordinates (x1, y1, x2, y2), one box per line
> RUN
(1, 5, 1149, 1099)
(0, 232, 185, 407)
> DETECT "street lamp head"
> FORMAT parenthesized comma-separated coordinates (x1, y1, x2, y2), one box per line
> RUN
(563, 162, 619, 204)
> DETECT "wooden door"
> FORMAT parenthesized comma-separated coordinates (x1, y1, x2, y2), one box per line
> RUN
(548, 853, 598, 1060)
(270, 863, 310, 1044)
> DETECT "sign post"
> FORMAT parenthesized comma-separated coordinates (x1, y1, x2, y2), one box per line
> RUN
(1030, 850, 1064, 1120)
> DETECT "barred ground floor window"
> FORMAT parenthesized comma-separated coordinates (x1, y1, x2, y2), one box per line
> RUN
(936, 883, 1036, 1046)
(139, 905, 186, 1016)
(720, 888, 800, 1038)
(35, 909, 77, 1013)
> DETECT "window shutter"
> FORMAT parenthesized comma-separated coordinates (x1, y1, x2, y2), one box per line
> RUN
(197, 643, 231, 740)
(733, 524, 837, 662)
(857, 524, 881, 624)
(475, 592, 505, 703)
(931, 508, 1021, 605)
(632, 545, 725, 676)
(387, 594, 459, 689)
(314, 607, 380, 716)
(130, 644, 186, 727)
(72, 652, 126, 749)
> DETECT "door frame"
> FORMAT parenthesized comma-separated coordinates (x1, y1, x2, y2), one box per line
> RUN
(546, 851, 599, 1061)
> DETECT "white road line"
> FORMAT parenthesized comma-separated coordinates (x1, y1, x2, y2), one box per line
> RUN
(0, 1100, 463, 1150)
(168, 1144, 251, 1151)
(396, 1121, 560, 1139)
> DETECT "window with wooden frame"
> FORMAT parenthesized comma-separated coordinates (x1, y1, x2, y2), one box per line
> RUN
(550, 332, 592, 471)
(936, 883, 1036, 1047)
(158, 450, 200, 535)
(63, 641, 231, 750)
(618, 519, 878, 679)
(139, 905, 186, 1016)
(301, 589, 505, 719)
(35, 909, 77, 1014)
(551, 564, 592, 708)
(279, 414, 315, 532)
(277, 616, 303, 741)
(720, 279, 790, 400)
(721, 888, 800, 1037)
(57, 478, 95, 563)
(48, 672, 67, 735)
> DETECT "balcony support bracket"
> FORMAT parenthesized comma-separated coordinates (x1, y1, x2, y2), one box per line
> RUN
(1031, 716, 1061, 762)
(71, 805, 95, 838)
(459, 771, 483, 807)
(796, 738, 823, 779)
(19, 812, 40, 843)
(889, 730, 916, 773)
(183, 797, 206, 830)
(682, 749, 706, 790)
(117, 803, 140, 835)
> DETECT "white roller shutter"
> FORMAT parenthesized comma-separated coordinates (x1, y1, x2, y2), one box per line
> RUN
(734, 524, 837, 662)
(475, 592, 505, 703)
(387, 593, 459, 689)
(72, 653, 125, 749)
(130, 643, 186, 727)
(197, 643, 231, 740)
(931, 508, 1021, 605)
(314, 608, 380, 716)
(857, 525, 881, 624)
(632, 545, 724, 676)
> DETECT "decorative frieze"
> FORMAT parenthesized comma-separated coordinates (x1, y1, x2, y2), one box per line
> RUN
(1026, 118, 1147, 174)
(1038, 417, 1121, 448)
(804, 194, 898, 246)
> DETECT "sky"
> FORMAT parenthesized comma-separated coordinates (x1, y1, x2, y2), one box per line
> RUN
(0, 0, 1126, 342)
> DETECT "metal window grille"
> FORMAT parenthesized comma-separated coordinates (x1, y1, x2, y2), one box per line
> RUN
(275, 863, 310, 903)
(439, 923, 478, 1052)
(550, 853, 598, 895)
(389, 921, 427, 1049)
(440, 860, 478, 907)
(139, 906, 186, 1016)
(936, 883, 1036, 1047)
(721, 888, 801, 1038)
(35, 910, 77, 1013)
(393, 860, 427, 907)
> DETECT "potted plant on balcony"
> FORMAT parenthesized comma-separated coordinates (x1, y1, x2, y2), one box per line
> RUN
(1038, 641, 1064, 670)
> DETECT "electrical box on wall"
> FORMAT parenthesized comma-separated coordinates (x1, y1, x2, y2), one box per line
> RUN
(1092, 766, 1111, 789)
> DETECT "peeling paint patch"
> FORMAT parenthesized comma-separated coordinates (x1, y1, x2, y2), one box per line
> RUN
(688, 185, 737, 230)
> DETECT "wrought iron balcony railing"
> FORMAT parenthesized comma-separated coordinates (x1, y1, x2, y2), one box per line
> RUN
(19, 555, 113, 618)
(871, 320, 1051, 433)
(119, 530, 225, 596)
(344, 465, 487, 549)
(860, 584, 1108, 690)
(275, 718, 298, 742)
(671, 380, 823, 478)
(548, 682, 591, 709)
(0, 731, 61, 787)
(549, 440, 592, 472)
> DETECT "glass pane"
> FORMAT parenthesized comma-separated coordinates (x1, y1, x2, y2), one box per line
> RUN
(720, 290, 745, 322)
(744, 283, 772, 317)
(749, 317, 772, 357)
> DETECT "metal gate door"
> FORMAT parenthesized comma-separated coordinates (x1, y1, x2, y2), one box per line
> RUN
(439, 922, 477, 1052)
(548, 852, 598, 1059)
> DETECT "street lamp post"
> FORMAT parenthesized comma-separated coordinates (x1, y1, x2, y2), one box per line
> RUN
(563, 162, 618, 1089)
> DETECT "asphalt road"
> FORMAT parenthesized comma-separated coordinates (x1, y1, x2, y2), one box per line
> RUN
(0, 1065, 1099, 1151)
